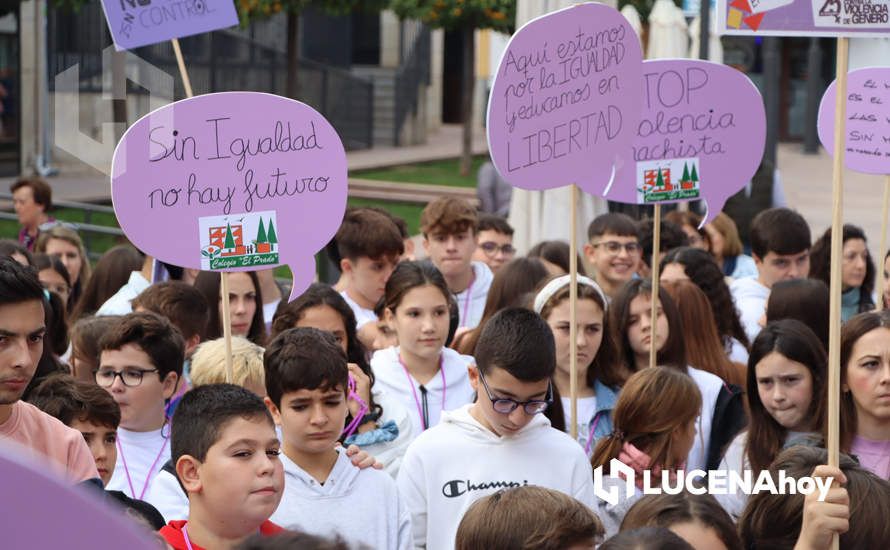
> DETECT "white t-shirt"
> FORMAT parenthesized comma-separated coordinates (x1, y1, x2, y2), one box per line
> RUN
(270, 450, 412, 549)
(686, 366, 723, 472)
(340, 290, 378, 329)
(727, 337, 749, 365)
(145, 468, 187, 523)
(263, 298, 281, 331)
(106, 426, 171, 500)
(96, 271, 150, 316)
(561, 396, 597, 450)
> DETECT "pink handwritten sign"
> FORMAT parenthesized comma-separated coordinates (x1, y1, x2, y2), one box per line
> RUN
(818, 66, 890, 175)
(111, 92, 348, 300)
(486, 2, 644, 195)
(606, 59, 766, 224)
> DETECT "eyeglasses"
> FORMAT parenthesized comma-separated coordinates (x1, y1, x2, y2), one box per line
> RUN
(591, 241, 642, 255)
(477, 370, 552, 415)
(94, 368, 160, 388)
(478, 241, 516, 257)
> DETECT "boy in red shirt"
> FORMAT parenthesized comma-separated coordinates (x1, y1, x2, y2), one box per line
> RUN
(160, 383, 285, 549)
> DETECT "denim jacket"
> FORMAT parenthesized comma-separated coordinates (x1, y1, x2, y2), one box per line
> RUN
(578, 379, 620, 457)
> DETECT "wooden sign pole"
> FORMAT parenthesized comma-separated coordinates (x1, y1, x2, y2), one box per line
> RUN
(649, 204, 662, 369)
(569, 184, 579, 440)
(170, 37, 233, 384)
(877, 177, 890, 311)
(171, 39, 194, 98)
(826, 36, 849, 550)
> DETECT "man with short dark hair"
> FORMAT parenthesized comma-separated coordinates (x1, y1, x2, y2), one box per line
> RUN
(0, 257, 96, 481)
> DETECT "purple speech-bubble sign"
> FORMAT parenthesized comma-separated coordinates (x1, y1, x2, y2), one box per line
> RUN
(486, 2, 644, 195)
(818, 67, 890, 175)
(111, 92, 348, 301)
(0, 441, 159, 549)
(100, 0, 239, 51)
(606, 59, 766, 225)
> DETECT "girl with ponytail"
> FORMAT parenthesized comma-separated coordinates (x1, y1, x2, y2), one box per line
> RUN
(590, 367, 702, 538)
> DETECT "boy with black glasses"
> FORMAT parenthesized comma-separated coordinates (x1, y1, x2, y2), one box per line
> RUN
(96, 311, 183, 500)
(396, 308, 595, 550)
(471, 214, 516, 274)
(583, 213, 642, 301)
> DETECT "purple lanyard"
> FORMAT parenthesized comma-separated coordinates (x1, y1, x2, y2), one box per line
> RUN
(117, 434, 168, 500)
(183, 525, 195, 550)
(341, 373, 370, 440)
(584, 414, 602, 455)
(399, 353, 446, 430)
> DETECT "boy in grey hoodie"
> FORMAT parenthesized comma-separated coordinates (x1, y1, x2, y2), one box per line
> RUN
(264, 327, 412, 549)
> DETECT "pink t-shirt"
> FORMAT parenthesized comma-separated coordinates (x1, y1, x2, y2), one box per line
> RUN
(851, 436, 890, 479)
(0, 400, 98, 482)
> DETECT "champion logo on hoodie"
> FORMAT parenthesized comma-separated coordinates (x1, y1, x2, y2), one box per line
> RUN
(441, 478, 529, 498)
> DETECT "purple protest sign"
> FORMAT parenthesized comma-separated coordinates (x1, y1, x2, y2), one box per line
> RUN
(100, 0, 239, 51)
(111, 92, 348, 301)
(718, 0, 890, 37)
(818, 67, 890, 174)
(486, 3, 644, 195)
(0, 441, 159, 549)
(606, 59, 766, 224)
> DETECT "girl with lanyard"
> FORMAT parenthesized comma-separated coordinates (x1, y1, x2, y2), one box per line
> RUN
(716, 319, 827, 519)
(840, 310, 890, 479)
(533, 274, 622, 457)
(371, 261, 476, 440)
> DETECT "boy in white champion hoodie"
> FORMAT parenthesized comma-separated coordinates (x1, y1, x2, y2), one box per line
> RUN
(420, 197, 493, 330)
(263, 327, 412, 550)
(397, 308, 596, 550)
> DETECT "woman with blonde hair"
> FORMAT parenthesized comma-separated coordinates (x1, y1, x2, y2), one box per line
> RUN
(590, 367, 702, 537)
(36, 224, 91, 311)
(705, 213, 757, 279)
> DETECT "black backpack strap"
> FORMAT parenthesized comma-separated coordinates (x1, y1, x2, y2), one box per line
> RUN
(707, 383, 748, 471)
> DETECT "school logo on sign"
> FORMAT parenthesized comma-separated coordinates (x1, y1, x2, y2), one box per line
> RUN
(199, 211, 279, 270)
(636, 158, 701, 203)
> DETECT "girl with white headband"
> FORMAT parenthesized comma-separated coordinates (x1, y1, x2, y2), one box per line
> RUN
(533, 274, 623, 456)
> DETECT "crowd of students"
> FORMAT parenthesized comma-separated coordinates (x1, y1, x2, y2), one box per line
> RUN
(2, 174, 890, 549)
